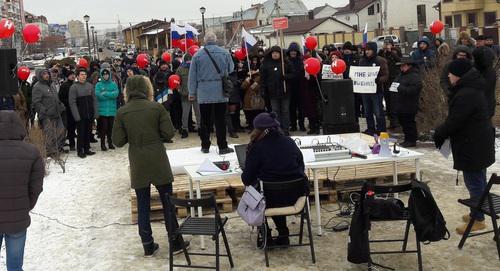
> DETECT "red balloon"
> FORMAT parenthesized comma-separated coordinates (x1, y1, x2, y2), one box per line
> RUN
(22, 24, 41, 44)
(234, 48, 246, 61)
(136, 53, 149, 69)
(161, 52, 172, 62)
(17, 66, 30, 81)
(304, 58, 321, 76)
(188, 45, 200, 56)
(304, 36, 318, 51)
(78, 58, 89, 69)
(168, 74, 181, 90)
(0, 19, 16, 39)
(331, 59, 347, 75)
(429, 20, 444, 34)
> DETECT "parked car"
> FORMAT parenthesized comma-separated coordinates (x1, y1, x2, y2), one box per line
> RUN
(372, 35, 400, 51)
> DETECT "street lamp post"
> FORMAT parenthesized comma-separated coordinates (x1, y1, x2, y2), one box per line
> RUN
(90, 26, 96, 60)
(200, 7, 206, 41)
(83, 15, 91, 60)
(94, 30, 99, 60)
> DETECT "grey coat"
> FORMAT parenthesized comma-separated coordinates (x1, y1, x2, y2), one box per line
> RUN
(69, 80, 99, 122)
(0, 111, 44, 234)
(32, 78, 65, 120)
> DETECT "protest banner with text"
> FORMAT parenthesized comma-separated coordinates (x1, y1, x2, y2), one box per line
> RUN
(349, 66, 380, 94)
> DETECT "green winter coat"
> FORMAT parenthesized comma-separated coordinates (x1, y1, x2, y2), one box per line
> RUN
(112, 76, 175, 189)
(176, 66, 190, 98)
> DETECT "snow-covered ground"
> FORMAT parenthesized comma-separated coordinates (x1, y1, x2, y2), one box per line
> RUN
(1, 131, 500, 271)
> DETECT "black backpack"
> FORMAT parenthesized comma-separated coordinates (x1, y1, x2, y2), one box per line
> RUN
(408, 180, 450, 243)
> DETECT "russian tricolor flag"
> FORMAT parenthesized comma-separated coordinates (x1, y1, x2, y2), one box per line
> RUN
(184, 24, 199, 39)
(242, 27, 257, 50)
(362, 23, 368, 45)
(171, 23, 186, 40)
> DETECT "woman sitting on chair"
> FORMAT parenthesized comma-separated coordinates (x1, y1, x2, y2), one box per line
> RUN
(242, 112, 308, 245)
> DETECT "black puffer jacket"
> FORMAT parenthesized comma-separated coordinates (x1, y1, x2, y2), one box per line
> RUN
(434, 69, 495, 171)
(260, 46, 295, 99)
(393, 66, 422, 114)
(0, 111, 44, 234)
(473, 46, 497, 118)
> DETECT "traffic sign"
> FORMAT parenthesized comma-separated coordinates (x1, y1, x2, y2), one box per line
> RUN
(272, 17, 289, 30)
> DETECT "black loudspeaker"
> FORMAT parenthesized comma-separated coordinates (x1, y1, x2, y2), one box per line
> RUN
(0, 49, 19, 96)
(321, 79, 360, 134)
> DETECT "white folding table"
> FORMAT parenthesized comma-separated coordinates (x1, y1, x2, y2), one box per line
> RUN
(181, 134, 424, 243)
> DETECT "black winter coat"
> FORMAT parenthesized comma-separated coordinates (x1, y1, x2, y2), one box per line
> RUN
(260, 58, 294, 99)
(434, 69, 495, 171)
(241, 131, 308, 208)
(392, 67, 422, 114)
(378, 49, 401, 82)
(473, 46, 497, 118)
(0, 111, 44, 234)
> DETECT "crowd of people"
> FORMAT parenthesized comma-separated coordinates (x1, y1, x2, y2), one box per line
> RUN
(1, 31, 498, 156)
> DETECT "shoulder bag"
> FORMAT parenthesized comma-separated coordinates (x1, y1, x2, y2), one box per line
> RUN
(237, 185, 265, 227)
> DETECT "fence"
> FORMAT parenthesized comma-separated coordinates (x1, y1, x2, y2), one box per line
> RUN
(311, 25, 500, 50)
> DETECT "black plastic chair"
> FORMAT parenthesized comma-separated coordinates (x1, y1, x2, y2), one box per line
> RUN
(166, 194, 234, 271)
(364, 182, 423, 271)
(458, 173, 500, 260)
(258, 178, 316, 267)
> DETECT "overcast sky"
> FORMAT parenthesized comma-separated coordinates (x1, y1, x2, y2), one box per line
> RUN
(23, 0, 348, 29)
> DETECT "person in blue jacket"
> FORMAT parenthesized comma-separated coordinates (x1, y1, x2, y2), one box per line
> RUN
(411, 36, 436, 69)
(95, 68, 119, 151)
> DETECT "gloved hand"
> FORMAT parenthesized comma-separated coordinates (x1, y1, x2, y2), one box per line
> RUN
(433, 133, 445, 149)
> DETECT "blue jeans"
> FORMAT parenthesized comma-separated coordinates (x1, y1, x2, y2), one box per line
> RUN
(361, 93, 386, 133)
(463, 169, 487, 221)
(270, 97, 290, 132)
(0, 230, 27, 271)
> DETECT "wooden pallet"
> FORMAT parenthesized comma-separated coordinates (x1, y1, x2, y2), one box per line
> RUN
(130, 175, 234, 223)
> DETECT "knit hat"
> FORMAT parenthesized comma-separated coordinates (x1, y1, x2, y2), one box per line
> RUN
(342, 41, 353, 50)
(365, 42, 378, 52)
(449, 58, 473, 77)
(253, 112, 280, 129)
(65, 70, 75, 78)
(475, 35, 486, 41)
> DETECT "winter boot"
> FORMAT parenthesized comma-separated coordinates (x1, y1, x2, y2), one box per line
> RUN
(101, 141, 108, 151)
(456, 220, 486, 235)
(275, 227, 290, 246)
(181, 129, 189, 138)
(143, 242, 159, 257)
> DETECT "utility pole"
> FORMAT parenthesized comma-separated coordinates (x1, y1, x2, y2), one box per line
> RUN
(274, 0, 286, 93)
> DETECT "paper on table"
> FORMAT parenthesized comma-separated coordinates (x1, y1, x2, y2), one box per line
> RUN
(301, 148, 316, 163)
(439, 139, 451, 159)
(197, 158, 224, 173)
